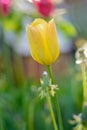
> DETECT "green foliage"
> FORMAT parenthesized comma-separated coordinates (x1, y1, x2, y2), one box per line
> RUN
(2, 11, 23, 33)
(0, 54, 84, 130)
(56, 20, 77, 38)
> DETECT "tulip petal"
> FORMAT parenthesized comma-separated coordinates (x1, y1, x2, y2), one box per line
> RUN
(47, 19, 60, 63)
(26, 23, 49, 65)
(31, 18, 47, 26)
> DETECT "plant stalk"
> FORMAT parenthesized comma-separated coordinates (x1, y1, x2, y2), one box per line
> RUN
(81, 63, 87, 102)
(47, 65, 64, 130)
(47, 95, 58, 130)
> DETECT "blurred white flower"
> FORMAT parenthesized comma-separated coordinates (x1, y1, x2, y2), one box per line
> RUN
(75, 43, 87, 64)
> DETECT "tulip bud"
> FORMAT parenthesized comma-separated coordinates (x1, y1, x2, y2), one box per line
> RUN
(26, 18, 60, 65)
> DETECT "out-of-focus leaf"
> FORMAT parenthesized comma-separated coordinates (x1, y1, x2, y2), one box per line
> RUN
(2, 12, 23, 33)
(56, 20, 77, 38)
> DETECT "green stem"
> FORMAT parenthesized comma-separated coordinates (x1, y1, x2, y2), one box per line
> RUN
(54, 95, 64, 130)
(47, 65, 54, 84)
(47, 95, 58, 130)
(47, 65, 64, 130)
(81, 63, 87, 102)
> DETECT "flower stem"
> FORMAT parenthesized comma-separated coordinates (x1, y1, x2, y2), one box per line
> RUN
(47, 95, 58, 130)
(81, 63, 87, 102)
(47, 65, 54, 84)
(47, 65, 64, 130)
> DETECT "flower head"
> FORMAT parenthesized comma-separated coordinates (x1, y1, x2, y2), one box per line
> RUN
(33, 0, 54, 17)
(38, 71, 58, 99)
(75, 43, 87, 64)
(26, 18, 60, 65)
(0, 0, 11, 15)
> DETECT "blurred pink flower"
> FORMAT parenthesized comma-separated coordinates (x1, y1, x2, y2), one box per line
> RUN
(0, 0, 11, 15)
(33, 0, 54, 17)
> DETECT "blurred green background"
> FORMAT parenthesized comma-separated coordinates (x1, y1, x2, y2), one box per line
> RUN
(0, 0, 86, 130)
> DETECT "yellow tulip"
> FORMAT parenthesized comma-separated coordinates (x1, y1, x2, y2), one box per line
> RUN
(26, 18, 60, 65)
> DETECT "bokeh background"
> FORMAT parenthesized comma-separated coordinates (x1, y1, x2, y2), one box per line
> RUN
(0, 0, 86, 129)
